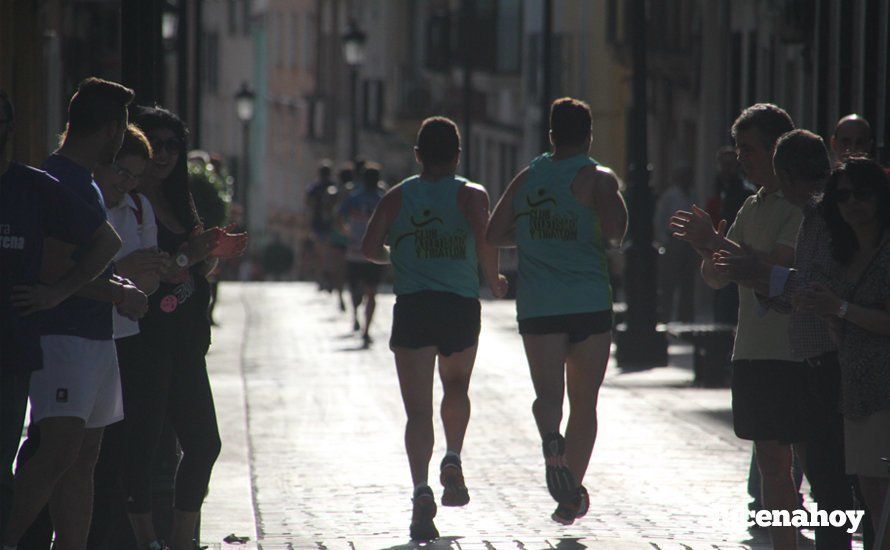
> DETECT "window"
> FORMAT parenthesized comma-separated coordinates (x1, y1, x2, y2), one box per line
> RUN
(363, 79, 385, 129)
(228, 0, 237, 35)
(270, 18, 279, 68)
(301, 13, 315, 71)
(496, 0, 521, 73)
(838, 0, 855, 115)
(747, 31, 758, 104)
(527, 34, 539, 99)
(289, 14, 298, 69)
(730, 32, 742, 120)
(606, 0, 624, 45)
(203, 31, 219, 94)
(242, 0, 252, 36)
(862, 0, 881, 126)
(307, 96, 327, 140)
(425, 10, 451, 71)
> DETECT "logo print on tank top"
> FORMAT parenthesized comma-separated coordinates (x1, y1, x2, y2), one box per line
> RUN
(514, 188, 578, 241)
(393, 208, 467, 259)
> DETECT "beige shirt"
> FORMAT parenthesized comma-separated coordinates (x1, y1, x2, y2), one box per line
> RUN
(726, 188, 803, 361)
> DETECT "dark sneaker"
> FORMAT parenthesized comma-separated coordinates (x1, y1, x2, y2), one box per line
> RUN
(440, 455, 470, 507)
(551, 485, 589, 525)
(362, 333, 373, 348)
(409, 486, 439, 541)
(542, 432, 577, 502)
(353, 319, 361, 331)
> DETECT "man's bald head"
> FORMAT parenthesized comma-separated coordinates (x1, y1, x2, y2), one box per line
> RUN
(831, 114, 873, 161)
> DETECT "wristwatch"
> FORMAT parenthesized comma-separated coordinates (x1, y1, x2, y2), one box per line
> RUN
(176, 252, 189, 268)
(837, 300, 849, 318)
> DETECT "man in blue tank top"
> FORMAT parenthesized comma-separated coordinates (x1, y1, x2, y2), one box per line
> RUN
(488, 98, 628, 525)
(338, 162, 386, 346)
(363, 117, 507, 541)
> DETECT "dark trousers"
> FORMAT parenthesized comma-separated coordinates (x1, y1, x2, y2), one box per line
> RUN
(1, 368, 30, 534)
(89, 329, 219, 546)
(805, 352, 853, 550)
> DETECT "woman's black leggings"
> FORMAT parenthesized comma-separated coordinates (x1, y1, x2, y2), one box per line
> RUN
(99, 330, 220, 514)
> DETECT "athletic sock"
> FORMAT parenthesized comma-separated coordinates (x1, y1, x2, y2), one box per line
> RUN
(413, 483, 432, 497)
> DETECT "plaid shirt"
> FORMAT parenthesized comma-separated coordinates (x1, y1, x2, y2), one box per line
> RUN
(760, 201, 840, 360)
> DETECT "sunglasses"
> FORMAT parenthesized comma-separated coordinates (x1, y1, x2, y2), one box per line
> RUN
(149, 137, 183, 154)
(834, 187, 875, 203)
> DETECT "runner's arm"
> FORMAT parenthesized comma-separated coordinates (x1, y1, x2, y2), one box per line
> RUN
(486, 168, 527, 247)
(462, 184, 507, 297)
(588, 167, 627, 247)
(362, 186, 400, 264)
(32, 222, 122, 304)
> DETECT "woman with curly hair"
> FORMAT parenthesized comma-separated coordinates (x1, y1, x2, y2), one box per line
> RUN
(795, 157, 890, 548)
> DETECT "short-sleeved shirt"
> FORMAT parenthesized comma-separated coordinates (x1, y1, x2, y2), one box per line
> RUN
(0, 162, 105, 373)
(339, 186, 384, 262)
(106, 192, 157, 339)
(38, 153, 115, 340)
(725, 188, 802, 361)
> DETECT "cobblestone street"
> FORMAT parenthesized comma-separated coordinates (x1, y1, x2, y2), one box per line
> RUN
(197, 282, 850, 549)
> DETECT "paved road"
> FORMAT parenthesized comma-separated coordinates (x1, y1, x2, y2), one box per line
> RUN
(197, 282, 850, 549)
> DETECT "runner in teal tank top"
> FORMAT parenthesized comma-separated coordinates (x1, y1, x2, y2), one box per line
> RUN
(387, 174, 478, 298)
(512, 151, 612, 319)
(488, 98, 628, 526)
(362, 117, 507, 542)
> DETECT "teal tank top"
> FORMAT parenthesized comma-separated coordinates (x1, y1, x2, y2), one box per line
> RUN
(387, 175, 479, 298)
(513, 153, 612, 320)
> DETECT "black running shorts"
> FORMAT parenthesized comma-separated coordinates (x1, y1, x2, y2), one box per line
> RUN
(731, 359, 810, 443)
(390, 290, 481, 356)
(518, 310, 613, 344)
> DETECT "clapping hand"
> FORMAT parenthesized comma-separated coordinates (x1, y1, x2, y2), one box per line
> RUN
(712, 243, 761, 282)
(116, 281, 149, 320)
(792, 282, 842, 317)
(188, 225, 223, 264)
(670, 205, 725, 252)
(211, 224, 249, 259)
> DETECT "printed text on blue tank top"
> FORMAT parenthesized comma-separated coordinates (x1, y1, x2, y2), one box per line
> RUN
(515, 187, 579, 241)
(394, 206, 468, 259)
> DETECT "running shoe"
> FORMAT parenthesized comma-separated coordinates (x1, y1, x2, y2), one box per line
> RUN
(542, 432, 577, 503)
(409, 486, 439, 541)
(551, 485, 589, 525)
(439, 454, 470, 507)
(353, 319, 361, 331)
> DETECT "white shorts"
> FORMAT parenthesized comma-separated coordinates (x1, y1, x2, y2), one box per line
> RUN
(29, 335, 123, 429)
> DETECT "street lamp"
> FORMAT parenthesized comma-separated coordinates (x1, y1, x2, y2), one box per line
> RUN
(235, 81, 255, 230)
(341, 19, 366, 164)
(614, 0, 668, 367)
